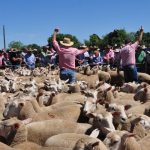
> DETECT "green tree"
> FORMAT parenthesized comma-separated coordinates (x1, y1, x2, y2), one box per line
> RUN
(8, 41, 24, 49)
(48, 33, 81, 48)
(102, 29, 128, 47)
(84, 34, 102, 47)
(26, 43, 41, 51)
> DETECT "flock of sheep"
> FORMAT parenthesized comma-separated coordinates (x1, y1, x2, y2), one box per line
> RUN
(0, 65, 150, 150)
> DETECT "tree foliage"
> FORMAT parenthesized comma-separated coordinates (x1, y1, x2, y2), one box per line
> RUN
(48, 34, 81, 48)
(84, 34, 102, 47)
(26, 43, 41, 51)
(8, 41, 24, 49)
(102, 29, 128, 48)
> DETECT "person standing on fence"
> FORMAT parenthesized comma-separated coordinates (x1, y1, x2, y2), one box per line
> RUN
(52, 28, 89, 83)
(117, 26, 144, 82)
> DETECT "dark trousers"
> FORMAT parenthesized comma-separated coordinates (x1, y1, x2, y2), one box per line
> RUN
(123, 65, 138, 83)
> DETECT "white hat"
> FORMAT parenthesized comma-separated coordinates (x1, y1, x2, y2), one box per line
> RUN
(60, 37, 74, 47)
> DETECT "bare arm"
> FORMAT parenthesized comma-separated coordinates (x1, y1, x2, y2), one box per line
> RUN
(136, 26, 144, 45)
(52, 28, 59, 42)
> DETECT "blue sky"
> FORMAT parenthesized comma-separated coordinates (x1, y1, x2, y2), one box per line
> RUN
(0, 0, 150, 49)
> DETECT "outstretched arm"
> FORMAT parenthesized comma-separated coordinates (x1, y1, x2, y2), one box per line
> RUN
(52, 28, 59, 42)
(137, 26, 144, 44)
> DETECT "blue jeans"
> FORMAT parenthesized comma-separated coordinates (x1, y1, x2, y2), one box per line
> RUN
(123, 65, 138, 83)
(27, 64, 35, 70)
(60, 68, 76, 84)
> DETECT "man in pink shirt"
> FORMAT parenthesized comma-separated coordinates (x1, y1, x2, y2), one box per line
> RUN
(103, 45, 114, 66)
(52, 28, 88, 83)
(118, 26, 144, 82)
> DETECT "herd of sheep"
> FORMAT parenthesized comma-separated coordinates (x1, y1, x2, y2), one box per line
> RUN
(0, 65, 150, 150)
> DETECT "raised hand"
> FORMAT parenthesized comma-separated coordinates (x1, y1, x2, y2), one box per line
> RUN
(54, 28, 59, 33)
(140, 26, 144, 32)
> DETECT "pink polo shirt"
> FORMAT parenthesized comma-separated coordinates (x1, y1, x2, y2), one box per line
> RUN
(53, 40, 85, 69)
(120, 42, 138, 66)
(103, 49, 114, 60)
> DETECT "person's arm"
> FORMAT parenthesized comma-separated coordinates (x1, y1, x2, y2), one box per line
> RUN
(137, 26, 144, 45)
(52, 28, 59, 42)
(76, 47, 89, 56)
(52, 28, 61, 52)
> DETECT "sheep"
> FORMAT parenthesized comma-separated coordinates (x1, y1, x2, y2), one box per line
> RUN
(0, 142, 19, 150)
(103, 130, 141, 150)
(120, 82, 148, 94)
(51, 93, 86, 104)
(0, 93, 7, 120)
(139, 134, 150, 150)
(138, 72, 150, 84)
(76, 73, 99, 89)
(13, 141, 51, 150)
(4, 99, 83, 122)
(0, 118, 93, 146)
(3, 100, 37, 119)
(98, 70, 111, 83)
(104, 129, 150, 150)
(45, 133, 107, 150)
(108, 70, 124, 86)
(134, 87, 150, 103)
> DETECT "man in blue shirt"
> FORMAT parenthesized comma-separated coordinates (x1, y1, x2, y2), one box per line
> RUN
(91, 49, 103, 66)
(24, 48, 36, 70)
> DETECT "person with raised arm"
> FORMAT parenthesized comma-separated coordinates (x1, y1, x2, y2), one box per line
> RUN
(117, 26, 144, 82)
(52, 28, 88, 83)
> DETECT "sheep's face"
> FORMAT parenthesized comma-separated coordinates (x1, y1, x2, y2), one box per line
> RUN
(0, 118, 20, 139)
(91, 112, 115, 134)
(139, 115, 150, 129)
(106, 103, 129, 123)
(84, 90, 98, 100)
(120, 83, 134, 93)
(104, 131, 127, 150)
(83, 100, 97, 114)
(134, 88, 150, 103)
(74, 139, 100, 150)
(77, 81, 88, 90)
(3, 101, 23, 119)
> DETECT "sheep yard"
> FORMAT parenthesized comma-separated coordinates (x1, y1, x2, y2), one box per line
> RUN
(0, 66, 150, 150)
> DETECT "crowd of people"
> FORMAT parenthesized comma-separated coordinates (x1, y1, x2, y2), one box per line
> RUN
(0, 27, 150, 83)
(0, 46, 58, 70)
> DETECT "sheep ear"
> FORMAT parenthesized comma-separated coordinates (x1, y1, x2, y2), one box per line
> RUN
(143, 83, 147, 88)
(105, 103, 109, 109)
(19, 103, 24, 107)
(51, 92, 56, 97)
(144, 88, 148, 93)
(91, 141, 99, 147)
(22, 118, 32, 125)
(106, 86, 112, 92)
(13, 123, 20, 130)
(90, 129, 100, 138)
(126, 133, 136, 137)
(124, 105, 132, 110)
